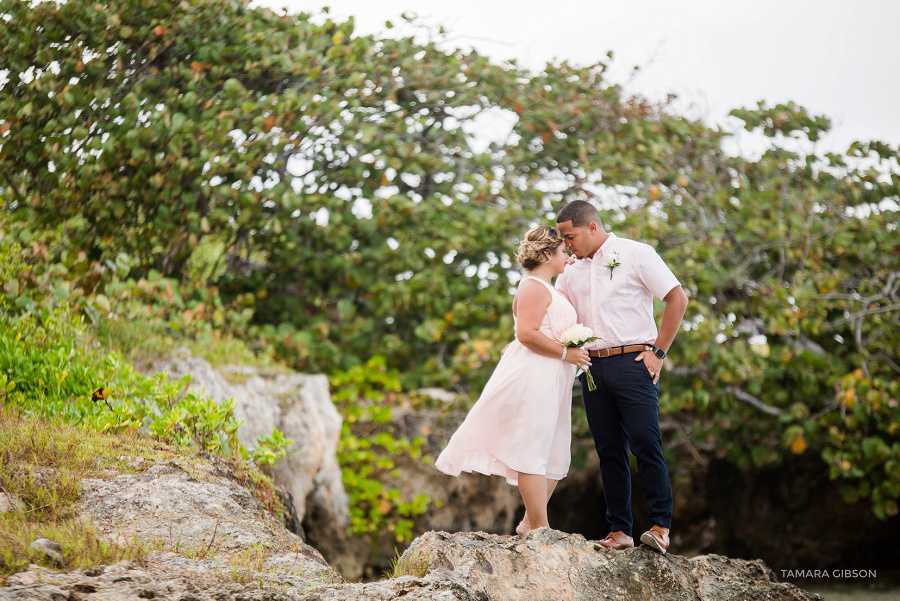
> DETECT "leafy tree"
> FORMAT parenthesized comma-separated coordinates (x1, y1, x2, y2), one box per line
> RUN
(619, 102, 899, 519)
(0, 1, 673, 386)
(2, 0, 897, 521)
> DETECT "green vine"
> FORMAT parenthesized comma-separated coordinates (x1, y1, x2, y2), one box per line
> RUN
(330, 356, 431, 542)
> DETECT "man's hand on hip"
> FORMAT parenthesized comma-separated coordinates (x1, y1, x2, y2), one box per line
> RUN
(635, 351, 662, 385)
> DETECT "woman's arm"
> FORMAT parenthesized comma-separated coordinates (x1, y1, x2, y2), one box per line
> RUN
(514, 281, 591, 368)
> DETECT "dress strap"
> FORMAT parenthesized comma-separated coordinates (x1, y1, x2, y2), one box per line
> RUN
(523, 275, 558, 295)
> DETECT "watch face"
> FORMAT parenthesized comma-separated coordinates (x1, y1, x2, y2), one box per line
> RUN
(654, 348, 665, 359)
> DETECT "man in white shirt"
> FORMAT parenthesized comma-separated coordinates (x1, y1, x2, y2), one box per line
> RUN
(555, 200, 688, 554)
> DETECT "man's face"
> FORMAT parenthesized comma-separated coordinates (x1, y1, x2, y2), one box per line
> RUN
(557, 220, 595, 259)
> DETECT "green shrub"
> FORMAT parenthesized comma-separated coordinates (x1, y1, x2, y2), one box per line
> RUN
(0, 235, 288, 470)
(330, 356, 431, 543)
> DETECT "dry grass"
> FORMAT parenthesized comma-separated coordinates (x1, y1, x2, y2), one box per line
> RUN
(386, 546, 431, 579)
(226, 543, 268, 572)
(0, 408, 287, 583)
(0, 409, 174, 580)
(0, 517, 148, 577)
(218, 544, 269, 587)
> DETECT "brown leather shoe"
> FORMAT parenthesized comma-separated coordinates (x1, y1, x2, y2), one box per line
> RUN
(593, 531, 634, 550)
(640, 525, 670, 554)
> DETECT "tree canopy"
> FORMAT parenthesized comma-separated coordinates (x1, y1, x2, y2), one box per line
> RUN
(2, 0, 898, 520)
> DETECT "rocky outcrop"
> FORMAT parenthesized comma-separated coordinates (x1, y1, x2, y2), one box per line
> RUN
(1, 552, 341, 601)
(2, 529, 820, 600)
(382, 529, 820, 601)
(1, 450, 341, 600)
(149, 354, 348, 544)
(0, 436, 822, 601)
(76, 455, 338, 584)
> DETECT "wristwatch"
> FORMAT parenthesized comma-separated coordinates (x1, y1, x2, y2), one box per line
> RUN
(651, 346, 667, 359)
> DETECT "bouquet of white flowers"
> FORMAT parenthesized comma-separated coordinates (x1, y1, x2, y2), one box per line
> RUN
(560, 324, 598, 391)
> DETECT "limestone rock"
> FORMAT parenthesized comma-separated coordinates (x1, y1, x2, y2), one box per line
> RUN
(76, 456, 338, 584)
(296, 576, 483, 601)
(397, 529, 821, 601)
(149, 354, 348, 542)
(0, 493, 24, 514)
(27, 540, 62, 568)
(1, 524, 822, 600)
(0, 552, 340, 601)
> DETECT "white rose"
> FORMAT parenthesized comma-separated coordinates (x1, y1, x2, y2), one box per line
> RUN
(561, 324, 594, 346)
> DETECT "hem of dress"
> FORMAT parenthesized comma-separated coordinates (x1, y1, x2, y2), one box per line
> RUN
(435, 452, 568, 486)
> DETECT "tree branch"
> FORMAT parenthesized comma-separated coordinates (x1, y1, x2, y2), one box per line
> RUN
(725, 386, 785, 417)
(666, 365, 705, 377)
(1, 171, 25, 204)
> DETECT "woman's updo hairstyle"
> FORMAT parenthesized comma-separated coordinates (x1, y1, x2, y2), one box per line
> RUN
(516, 225, 564, 270)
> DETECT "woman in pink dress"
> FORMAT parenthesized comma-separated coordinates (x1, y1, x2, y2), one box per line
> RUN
(435, 225, 591, 533)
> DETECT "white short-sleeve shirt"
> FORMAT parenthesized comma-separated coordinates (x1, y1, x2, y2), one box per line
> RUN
(555, 233, 680, 350)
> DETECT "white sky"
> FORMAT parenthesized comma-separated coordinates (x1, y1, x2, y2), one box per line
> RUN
(255, 0, 900, 155)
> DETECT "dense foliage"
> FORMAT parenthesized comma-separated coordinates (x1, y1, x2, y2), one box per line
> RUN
(1, 0, 898, 523)
(0, 236, 290, 468)
(330, 355, 430, 541)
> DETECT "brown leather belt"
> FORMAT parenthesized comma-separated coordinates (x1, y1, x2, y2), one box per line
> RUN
(588, 344, 653, 358)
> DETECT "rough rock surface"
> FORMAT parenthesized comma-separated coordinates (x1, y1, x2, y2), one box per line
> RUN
(76, 456, 337, 585)
(150, 354, 348, 542)
(0, 552, 341, 601)
(0, 441, 823, 601)
(2, 529, 821, 601)
(391, 529, 821, 601)
(296, 577, 483, 601)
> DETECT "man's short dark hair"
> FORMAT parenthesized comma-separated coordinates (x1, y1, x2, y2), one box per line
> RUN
(556, 200, 601, 228)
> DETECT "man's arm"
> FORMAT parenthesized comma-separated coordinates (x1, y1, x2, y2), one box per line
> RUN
(654, 285, 688, 354)
(635, 285, 688, 384)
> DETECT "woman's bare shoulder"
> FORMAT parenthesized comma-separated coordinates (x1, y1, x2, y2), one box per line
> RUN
(515, 278, 551, 306)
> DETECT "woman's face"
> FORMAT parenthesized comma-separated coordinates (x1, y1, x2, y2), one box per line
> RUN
(549, 243, 569, 275)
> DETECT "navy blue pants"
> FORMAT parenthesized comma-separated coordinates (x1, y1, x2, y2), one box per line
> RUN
(579, 351, 673, 536)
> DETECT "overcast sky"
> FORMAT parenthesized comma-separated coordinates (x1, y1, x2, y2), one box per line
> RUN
(254, 0, 900, 155)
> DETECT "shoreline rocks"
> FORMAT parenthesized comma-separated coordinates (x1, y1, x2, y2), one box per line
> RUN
(0, 435, 822, 600)
(385, 529, 820, 601)
(1, 529, 822, 601)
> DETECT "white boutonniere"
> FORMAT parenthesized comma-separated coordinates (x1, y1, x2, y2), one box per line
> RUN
(605, 251, 621, 280)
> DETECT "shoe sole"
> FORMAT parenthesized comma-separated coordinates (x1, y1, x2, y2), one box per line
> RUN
(640, 532, 667, 555)
(591, 541, 634, 551)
